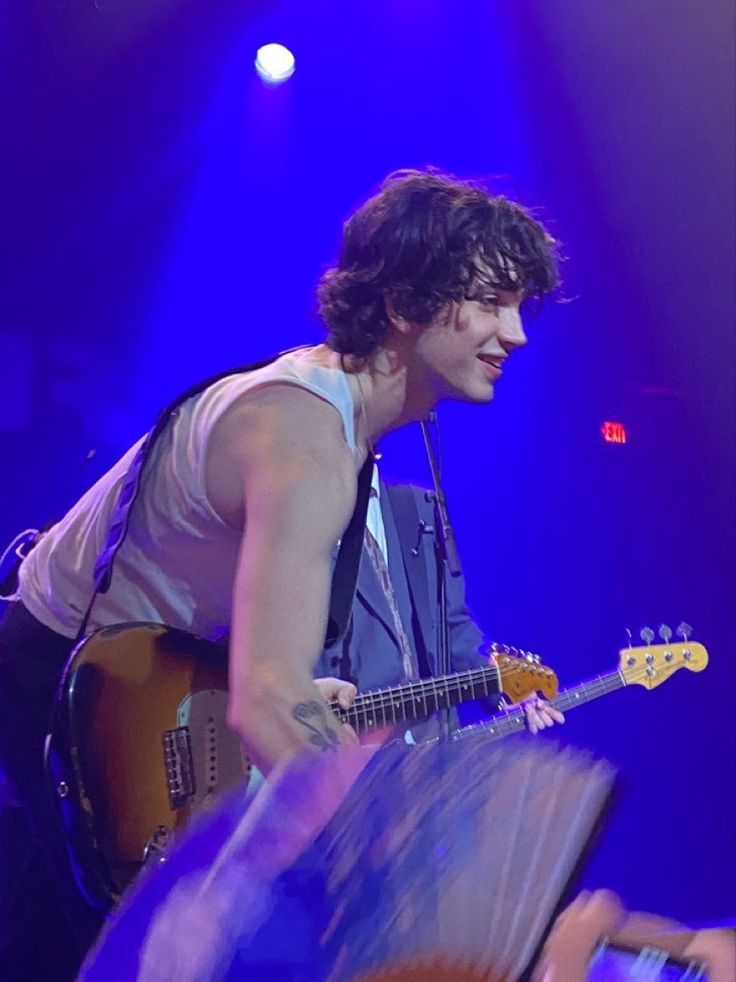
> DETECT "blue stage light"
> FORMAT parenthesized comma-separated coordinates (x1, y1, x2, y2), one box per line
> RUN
(254, 43, 295, 84)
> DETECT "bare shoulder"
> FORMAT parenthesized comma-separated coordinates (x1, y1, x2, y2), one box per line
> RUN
(205, 382, 358, 530)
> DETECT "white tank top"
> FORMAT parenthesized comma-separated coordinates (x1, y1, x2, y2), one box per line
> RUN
(18, 348, 358, 640)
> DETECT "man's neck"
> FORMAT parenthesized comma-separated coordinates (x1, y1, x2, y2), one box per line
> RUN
(346, 340, 436, 443)
(312, 341, 436, 450)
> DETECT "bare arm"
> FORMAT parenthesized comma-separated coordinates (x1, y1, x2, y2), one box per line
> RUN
(207, 384, 360, 775)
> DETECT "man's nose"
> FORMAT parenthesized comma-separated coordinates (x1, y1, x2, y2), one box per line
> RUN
(500, 308, 527, 351)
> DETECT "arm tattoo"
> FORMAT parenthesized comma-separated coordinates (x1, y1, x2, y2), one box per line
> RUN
(292, 700, 340, 753)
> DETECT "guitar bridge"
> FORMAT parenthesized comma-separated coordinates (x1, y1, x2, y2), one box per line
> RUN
(163, 726, 196, 809)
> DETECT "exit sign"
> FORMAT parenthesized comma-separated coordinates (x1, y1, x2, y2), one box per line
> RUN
(601, 420, 627, 444)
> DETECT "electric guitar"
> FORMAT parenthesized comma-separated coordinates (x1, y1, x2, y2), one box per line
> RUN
(46, 622, 556, 909)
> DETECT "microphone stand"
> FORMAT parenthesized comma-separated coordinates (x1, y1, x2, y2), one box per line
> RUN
(420, 411, 461, 741)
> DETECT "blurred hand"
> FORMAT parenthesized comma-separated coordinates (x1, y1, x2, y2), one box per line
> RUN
(533, 889, 626, 981)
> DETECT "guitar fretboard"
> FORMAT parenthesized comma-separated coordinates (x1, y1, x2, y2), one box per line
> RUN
(456, 670, 625, 742)
(330, 663, 503, 731)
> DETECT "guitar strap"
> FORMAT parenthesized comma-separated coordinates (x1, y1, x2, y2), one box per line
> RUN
(324, 451, 373, 653)
(78, 351, 373, 657)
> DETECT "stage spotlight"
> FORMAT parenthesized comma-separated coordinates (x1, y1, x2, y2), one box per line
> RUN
(255, 43, 295, 84)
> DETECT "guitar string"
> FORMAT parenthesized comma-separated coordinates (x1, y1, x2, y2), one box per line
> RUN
(333, 660, 599, 722)
(454, 661, 690, 742)
(335, 665, 601, 729)
(333, 662, 570, 725)
(330, 662, 515, 724)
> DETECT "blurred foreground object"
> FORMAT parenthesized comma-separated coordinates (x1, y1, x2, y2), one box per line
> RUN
(536, 888, 735, 981)
(81, 733, 615, 981)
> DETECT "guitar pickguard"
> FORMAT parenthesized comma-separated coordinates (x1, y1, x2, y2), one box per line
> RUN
(173, 689, 251, 816)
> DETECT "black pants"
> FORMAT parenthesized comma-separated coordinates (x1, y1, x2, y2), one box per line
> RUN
(0, 601, 104, 981)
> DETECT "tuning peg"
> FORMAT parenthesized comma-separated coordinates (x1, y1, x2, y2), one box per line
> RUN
(658, 624, 672, 643)
(677, 622, 693, 641)
(625, 628, 634, 647)
(640, 627, 655, 645)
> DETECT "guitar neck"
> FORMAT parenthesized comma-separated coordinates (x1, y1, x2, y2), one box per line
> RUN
(461, 669, 626, 742)
(331, 664, 502, 732)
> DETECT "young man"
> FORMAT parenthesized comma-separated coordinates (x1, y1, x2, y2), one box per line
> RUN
(0, 168, 561, 977)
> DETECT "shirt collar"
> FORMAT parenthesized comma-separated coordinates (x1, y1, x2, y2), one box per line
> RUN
(370, 462, 381, 499)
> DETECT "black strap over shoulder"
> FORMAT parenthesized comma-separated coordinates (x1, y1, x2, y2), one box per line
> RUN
(81, 351, 371, 650)
(324, 451, 373, 650)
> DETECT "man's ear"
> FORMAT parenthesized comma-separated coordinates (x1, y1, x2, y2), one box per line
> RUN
(384, 293, 414, 336)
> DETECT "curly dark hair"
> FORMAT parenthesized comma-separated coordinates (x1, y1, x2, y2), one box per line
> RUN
(318, 169, 561, 357)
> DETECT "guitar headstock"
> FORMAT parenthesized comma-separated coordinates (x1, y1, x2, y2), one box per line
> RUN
(490, 644, 559, 703)
(619, 623, 708, 689)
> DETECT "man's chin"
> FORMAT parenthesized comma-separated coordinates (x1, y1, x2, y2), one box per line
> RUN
(435, 379, 495, 406)
(459, 383, 495, 405)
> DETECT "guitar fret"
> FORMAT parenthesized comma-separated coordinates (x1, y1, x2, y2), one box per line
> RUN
(367, 689, 378, 727)
(332, 661, 526, 737)
(552, 672, 622, 713)
(361, 691, 372, 729)
(426, 680, 437, 710)
(419, 682, 428, 719)
(376, 700, 388, 726)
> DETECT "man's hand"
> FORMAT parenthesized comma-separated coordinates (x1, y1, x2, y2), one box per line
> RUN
(314, 677, 359, 742)
(314, 677, 397, 749)
(314, 677, 358, 711)
(523, 695, 564, 735)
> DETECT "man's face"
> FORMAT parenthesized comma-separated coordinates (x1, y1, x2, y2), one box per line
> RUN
(410, 280, 528, 405)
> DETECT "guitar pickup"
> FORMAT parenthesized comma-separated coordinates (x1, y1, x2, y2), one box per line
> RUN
(163, 726, 196, 809)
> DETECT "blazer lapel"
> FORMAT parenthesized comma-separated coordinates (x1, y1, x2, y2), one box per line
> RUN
(354, 544, 400, 645)
(382, 483, 435, 667)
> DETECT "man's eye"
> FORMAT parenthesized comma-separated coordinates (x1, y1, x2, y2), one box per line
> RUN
(480, 296, 500, 308)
